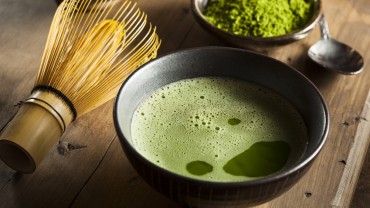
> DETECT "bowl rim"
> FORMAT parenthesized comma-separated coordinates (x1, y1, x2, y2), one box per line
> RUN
(113, 46, 329, 188)
(190, 0, 323, 42)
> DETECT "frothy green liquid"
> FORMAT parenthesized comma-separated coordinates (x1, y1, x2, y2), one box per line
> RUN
(131, 77, 308, 182)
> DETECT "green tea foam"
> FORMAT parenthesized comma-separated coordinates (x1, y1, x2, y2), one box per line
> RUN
(131, 77, 308, 182)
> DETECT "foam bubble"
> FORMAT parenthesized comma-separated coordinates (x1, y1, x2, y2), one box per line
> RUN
(131, 77, 308, 182)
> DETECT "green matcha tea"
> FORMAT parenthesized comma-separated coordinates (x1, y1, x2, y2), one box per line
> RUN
(131, 77, 308, 182)
(203, 0, 313, 37)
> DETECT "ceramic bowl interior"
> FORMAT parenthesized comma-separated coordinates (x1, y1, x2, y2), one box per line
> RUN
(114, 47, 329, 207)
(191, 0, 322, 50)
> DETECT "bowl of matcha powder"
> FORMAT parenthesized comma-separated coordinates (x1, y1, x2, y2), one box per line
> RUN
(191, 0, 321, 49)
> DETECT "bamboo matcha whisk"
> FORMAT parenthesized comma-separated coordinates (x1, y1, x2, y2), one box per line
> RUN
(0, 0, 160, 173)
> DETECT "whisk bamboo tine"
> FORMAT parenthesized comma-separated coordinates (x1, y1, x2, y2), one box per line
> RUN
(40, 2, 82, 85)
(112, 1, 133, 21)
(77, 27, 160, 113)
(0, 0, 160, 173)
(56, 21, 123, 90)
(79, 1, 110, 35)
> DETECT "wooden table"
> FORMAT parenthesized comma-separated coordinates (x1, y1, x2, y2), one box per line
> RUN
(0, 0, 369, 207)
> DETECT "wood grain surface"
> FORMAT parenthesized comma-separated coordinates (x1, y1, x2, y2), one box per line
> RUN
(0, 0, 369, 207)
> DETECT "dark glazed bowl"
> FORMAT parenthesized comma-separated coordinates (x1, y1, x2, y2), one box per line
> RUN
(191, 0, 322, 50)
(114, 47, 329, 207)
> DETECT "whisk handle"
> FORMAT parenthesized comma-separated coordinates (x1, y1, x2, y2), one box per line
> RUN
(0, 90, 74, 173)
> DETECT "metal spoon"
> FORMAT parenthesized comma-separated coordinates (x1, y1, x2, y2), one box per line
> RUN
(308, 15, 364, 75)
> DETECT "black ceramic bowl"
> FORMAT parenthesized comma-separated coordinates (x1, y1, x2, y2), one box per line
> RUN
(114, 47, 329, 207)
(191, 0, 322, 50)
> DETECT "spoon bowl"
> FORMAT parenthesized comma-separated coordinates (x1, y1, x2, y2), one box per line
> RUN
(308, 15, 364, 74)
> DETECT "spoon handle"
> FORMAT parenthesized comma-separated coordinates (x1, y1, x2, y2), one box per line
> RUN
(319, 15, 331, 40)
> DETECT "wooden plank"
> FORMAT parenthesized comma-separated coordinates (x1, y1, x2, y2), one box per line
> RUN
(137, 0, 202, 54)
(70, 136, 180, 208)
(331, 91, 370, 207)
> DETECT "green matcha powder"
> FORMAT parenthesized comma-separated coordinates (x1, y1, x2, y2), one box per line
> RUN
(203, 0, 313, 37)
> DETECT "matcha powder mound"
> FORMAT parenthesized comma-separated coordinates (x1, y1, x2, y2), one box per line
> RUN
(203, 0, 313, 37)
